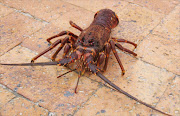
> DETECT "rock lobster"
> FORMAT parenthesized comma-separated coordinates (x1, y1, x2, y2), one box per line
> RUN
(0, 9, 171, 116)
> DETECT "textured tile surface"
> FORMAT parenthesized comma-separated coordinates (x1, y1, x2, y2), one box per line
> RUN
(1, 0, 70, 22)
(156, 75, 180, 116)
(63, 0, 129, 13)
(153, 4, 180, 40)
(0, 4, 14, 17)
(0, 0, 179, 116)
(0, 11, 45, 56)
(1, 97, 48, 116)
(126, 0, 179, 15)
(136, 34, 180, 74)
(0, 85, 16, 109)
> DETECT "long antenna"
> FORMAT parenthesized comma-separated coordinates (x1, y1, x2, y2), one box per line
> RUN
(96, 72, 172, 116)
(0, 62, 58, 66)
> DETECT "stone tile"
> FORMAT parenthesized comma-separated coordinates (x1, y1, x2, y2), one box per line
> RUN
(63, 0, 129, 13)
(0, 4, 14, 17)
(76, 87, 138, 115)
(50, 3, 94, 33)
(112, 4, 164, 49)
(156, 75, 180, 116)
(127, 0, 179, 15)
(153, 4, 180, 40)
(85, 51, 174, 115)
(0, 11, 45, 56)
(0, 85, 16, 108)
(0, 46, 99, 115)
(1, 0, 91, 22)
(76, 87, 165, 115)
(46, 76, 99, 114)
(1, 0, 53, 22)
(0, 97, 48, 116)
(136, 34, 180, 75)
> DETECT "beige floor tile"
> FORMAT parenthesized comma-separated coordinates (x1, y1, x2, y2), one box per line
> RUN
(126, 0, 179, 15)
(0, 4, 14, 17)
(1, 97, 48, 116)
(0, 85, 16, 108)
(136, 34, 180, 74)
(0, 12, 45, 56)
(153, 4, 180, 40)
(63, 0, 129, 13)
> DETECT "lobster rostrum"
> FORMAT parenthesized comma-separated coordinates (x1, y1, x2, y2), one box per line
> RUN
(0, 9, 171, 116)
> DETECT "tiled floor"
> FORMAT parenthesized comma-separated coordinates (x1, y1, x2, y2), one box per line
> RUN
(0, 0, 179, 116)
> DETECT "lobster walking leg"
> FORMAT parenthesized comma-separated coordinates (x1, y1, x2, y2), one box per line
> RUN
(74, 71, 81, 93)
(97, 52, 105, 68)
(69, 21, 83, 31)
(115, 43, 137, 56)
(31, 36, 73, 62)
(109, 40, 125, 75)
(103, 43, 111, 71)
(47, 31, 78, 44)
(51, 37, 71, 60)
(112, 37, 137, 48)
(63, 44, 71, 58)
(31, 39, 61, 63)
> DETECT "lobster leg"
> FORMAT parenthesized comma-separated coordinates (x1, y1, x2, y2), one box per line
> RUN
(112, 37, 137, 48)
(31, 39, 61, 63)
(51, 37, 71, 61)
(69, 21, 83, 31)
(47, 31, 78, 44)
(63, 44, 71, 58)
(74, 71, 81, 93)
(97, 52, 105, 67)
(109, 40, 125, 75)
(103, 43, 111, 71)
(115, 43, 137, 56)
(31, 36, 73, 62)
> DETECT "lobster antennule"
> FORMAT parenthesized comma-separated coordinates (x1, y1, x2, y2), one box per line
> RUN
(0, 62, 58, 66)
